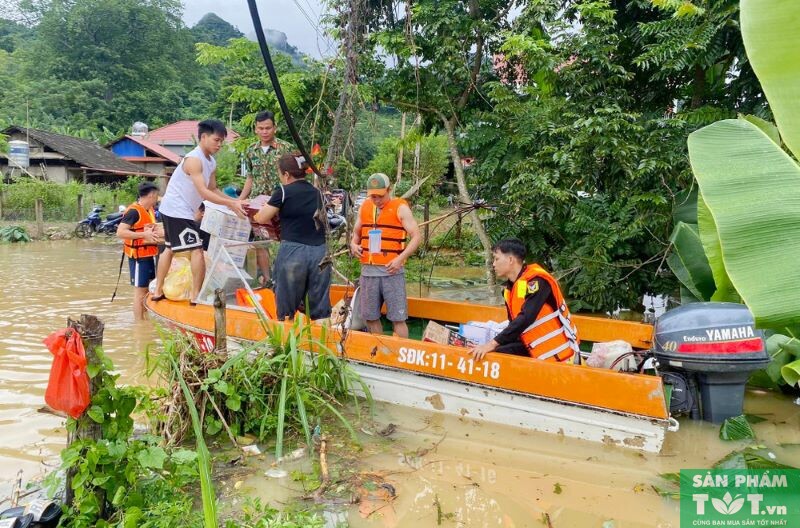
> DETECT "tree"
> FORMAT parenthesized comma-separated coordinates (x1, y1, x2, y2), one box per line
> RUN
(369, 0, 519, 280)
(0, 0, 215, 131)
(633, 0, 765, 117)
(463, 0, 695, 312)
(366, 130, 449, 201)
(196, 37, 338, 151)
(0, 18, 33, 52)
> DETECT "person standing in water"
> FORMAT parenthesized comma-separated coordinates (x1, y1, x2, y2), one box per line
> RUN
(116, 182, 162, 320)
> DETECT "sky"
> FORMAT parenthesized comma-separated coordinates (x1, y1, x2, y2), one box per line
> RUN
(181, 0, 334, 58)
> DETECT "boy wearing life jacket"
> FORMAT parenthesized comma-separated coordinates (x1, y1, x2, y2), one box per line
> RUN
(469, 239, 579, 362)
(117, 182, 162, 320)
(349, 173, 421, 338)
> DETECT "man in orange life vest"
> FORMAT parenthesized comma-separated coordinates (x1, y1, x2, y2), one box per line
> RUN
(469, 238, 579, 362)
(350, 173, 421, 338)
(116, 182, 162, 320)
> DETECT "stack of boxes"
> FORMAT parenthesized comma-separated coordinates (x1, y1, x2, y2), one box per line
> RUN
(200, 201, 252, 267)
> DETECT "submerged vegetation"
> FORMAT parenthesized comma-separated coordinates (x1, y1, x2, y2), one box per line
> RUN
(43, 317, 375, 527)
(152, 319, 368, 459)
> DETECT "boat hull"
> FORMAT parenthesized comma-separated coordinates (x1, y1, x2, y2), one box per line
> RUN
(353, 361, 667, 452)
(146, 289, 672, 452)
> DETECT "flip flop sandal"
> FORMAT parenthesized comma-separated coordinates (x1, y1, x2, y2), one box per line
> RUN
(0, 514, 34, 528)
(1, 500, 61, 527)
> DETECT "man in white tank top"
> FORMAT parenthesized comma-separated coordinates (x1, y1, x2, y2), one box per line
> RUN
(152, 119, 248, 303)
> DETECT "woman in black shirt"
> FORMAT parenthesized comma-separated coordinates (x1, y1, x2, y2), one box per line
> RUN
(254, 152, 331, 321)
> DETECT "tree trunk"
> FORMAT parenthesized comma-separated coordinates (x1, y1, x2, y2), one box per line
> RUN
(423, 201, 430, 245)
(396, 112, 406, 185)
(65, 315, 105, 515)
(691, 65, 706, 109)
(441, 116, 494, 284)
(324, 0, 365, 175)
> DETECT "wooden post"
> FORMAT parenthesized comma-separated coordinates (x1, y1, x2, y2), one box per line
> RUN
(35, 198, 44, 238)
(77, 194, 83, 221)
(64, 314, 105, 513)
(213, 288, 227, 354)
(0, 190, 4, 220)
(423, 201, 430, 244)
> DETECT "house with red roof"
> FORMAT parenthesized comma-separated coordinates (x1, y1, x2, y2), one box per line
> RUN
(106, 121, 240, 187)
(140, 120, 239, 157)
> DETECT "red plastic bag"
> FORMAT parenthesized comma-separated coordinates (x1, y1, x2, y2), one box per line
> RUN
(43, 329, 91, 419)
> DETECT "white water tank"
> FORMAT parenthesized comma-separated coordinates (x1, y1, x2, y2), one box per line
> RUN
(131, 122, 148, 136)
(8, 140, 30, 168)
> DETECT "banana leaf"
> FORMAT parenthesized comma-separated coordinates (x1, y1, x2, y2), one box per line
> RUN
(688, 119, 800, 328)
(667, 222, 715, 301)
(781, 359, 800, 387)
(739, 114, 781, 146)
(673, 187, 698, 226)
(719, 415, 756, 441)
(741, 0, 800, 160)
(765, 334, 800, 385)
(696, 193, 738, 303)
(679, 285, 702, 305)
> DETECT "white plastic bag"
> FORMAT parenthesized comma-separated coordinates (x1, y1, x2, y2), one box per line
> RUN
(587, 340, 634, 370)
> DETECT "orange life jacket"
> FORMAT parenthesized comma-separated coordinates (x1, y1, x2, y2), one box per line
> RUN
(123, 203, 158, 259)
(359, 198, 408, 265)
(504, 264, 579, 362)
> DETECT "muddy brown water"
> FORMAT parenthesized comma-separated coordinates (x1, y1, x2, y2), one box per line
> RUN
(2, 240, 799, 527)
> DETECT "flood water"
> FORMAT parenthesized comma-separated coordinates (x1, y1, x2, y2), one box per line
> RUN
(2, 240, 800, 526)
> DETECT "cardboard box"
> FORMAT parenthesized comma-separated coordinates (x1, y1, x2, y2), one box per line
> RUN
(201, 201, 251, 241)
(208, 235, 248, 268)
(423, 321, 477, 348)
(458, 321, 507, 345)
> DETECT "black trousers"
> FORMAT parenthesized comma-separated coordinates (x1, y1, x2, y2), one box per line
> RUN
(273, 241, 331, 320)
(495, 341, 529, 357)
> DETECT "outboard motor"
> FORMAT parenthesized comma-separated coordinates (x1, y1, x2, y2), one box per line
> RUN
(653, 303, 770, 423)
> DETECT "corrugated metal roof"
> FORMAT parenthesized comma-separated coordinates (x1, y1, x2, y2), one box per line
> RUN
(3, 126, 155, 176)
(145, 120, 239, 146)
(119, 135, 182, 164)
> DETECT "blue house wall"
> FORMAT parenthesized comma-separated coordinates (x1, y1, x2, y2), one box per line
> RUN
(111, 138, 145, 157)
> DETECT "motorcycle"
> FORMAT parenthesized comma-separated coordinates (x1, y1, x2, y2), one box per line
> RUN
(97, 211, 124, 235)
(74, 205, 104, 237)
(74, 205, 125, 237)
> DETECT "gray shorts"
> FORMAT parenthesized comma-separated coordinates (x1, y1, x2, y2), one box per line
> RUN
(360, 274, 408, 322)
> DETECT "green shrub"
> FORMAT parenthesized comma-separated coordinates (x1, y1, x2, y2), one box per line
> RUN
(153, 321, 369, 459)
(0, 225, 31, 243)
(0, 178, 140, 220)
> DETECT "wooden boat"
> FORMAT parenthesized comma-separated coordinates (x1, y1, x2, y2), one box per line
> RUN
(146, 283, 675, 453)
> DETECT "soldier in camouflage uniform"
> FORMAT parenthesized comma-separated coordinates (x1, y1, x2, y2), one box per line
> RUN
(240, 111, 294, 284)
